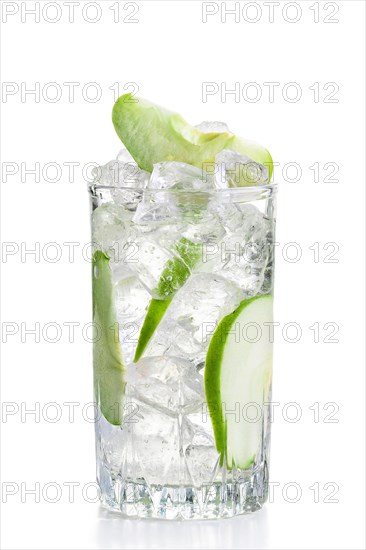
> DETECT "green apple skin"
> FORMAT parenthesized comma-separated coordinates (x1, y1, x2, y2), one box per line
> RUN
(92, 251, 126, 425)
(204, 295, 273, 469)
(112, 94, 273, 180)
(134, 298, 171, 362)
(133, 254, 190, 363)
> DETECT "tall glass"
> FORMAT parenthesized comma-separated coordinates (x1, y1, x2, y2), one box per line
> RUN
(89, 181, 277, 519)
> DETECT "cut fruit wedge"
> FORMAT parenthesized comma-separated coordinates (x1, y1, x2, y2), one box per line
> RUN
(112, 94, 273, 181)
(155, 255, 190, 299)
(134, 298, 171, 362)
(134, 238, 201, 362)
(92, 251, 126, 425)
(204, 295, 273, 469)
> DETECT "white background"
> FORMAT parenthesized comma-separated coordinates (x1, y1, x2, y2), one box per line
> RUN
(1, 1, 365, 549)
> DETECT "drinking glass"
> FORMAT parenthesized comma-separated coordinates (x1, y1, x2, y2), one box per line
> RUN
(89, 181, 277, 519)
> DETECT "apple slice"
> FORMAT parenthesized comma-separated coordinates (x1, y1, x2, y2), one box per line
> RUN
(112, 94, 273, 180)
(134, 298, 171, 362)
(92, 251, 126, 425)
(134, 238, 201, 362)
(204, 295, 273, 469)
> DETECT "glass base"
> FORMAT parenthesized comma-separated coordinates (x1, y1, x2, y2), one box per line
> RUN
(95, 395, 271, 520)
(98, 466, 269, 520)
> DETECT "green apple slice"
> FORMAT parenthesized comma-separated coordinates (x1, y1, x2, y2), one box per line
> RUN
(134, 298, 171, 362)
(204, 295, 273, 469)
(112, 94, 273, 180)
(134, 238, 201, 362)
(92, 250, 126, 425)
(155, 254, 190, 299)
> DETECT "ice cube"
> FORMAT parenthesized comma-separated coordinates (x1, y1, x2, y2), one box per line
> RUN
(145, 274, 242, 364)
(169, 326, 206, 361)
(122, 398, 180, 484)
(94, 156, 149, 189)
(181, 210, 226, 244)
(122, 398, 197, 485)
(212, 161, 229, 189)
(92, 161, 116, 187)
(133, 191, 180, 226)
(92, 155, 149, 212)
(161, 273, 242, 346)
(175, 196, 226, 245)
(208, 200, 244, 233)
(113, 275, 151, 364)
(92, 202, 133, 255)
(117, 162, 150, 190)
(186, 410, 215, 442)
(133, 200, 175, 225)
(194, 121, 231, 134)
(92, 203, 144, 282)
(133, 161, 217, 224)
(103, 392, 217, 487)
(215, 149, 269, 187)
(110, 153, 149, 211)
(197, 205, 273, 296)
(144, 324, 205, 367)
(143, 333, 172, 359)
(116, 148, 134, 163)
(149, 162, 215, 191)
(183, 414, 219, 486)
(128, 356, 204, 415)
(114, 276, 150, 323)
(127, 236, 191, 299)
(112, 188, 144, 212)
(185, 443, 219, 486)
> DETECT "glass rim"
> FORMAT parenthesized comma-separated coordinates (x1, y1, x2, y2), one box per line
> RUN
(88, 182, 278, 198)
